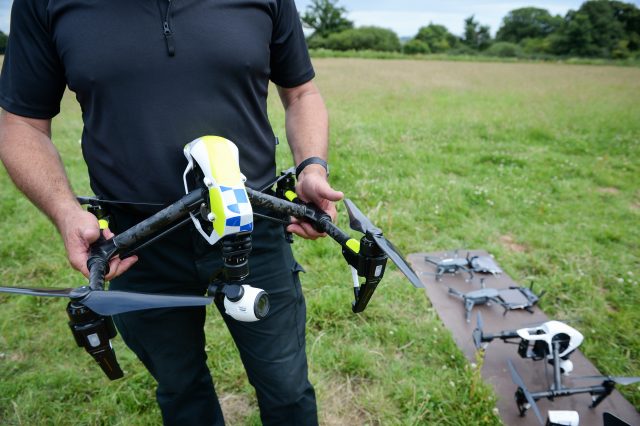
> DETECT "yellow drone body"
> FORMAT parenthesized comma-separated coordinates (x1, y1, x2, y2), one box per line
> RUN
(183, 136, 253, 245)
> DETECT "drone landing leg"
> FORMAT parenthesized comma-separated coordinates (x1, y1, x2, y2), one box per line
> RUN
(464, 299, 474, 323)
(591, 381, 615, 408)
(352, 236, 386, 313)
(67, 302, 124, 380)
(460, 265, 473, 282)
(552, 341, 564, 394)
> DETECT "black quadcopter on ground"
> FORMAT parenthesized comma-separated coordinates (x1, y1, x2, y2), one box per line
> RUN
(0, 136, 424, 380)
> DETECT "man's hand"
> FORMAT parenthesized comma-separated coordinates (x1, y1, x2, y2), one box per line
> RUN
(0, 110, 137, 282)
(56, 206, 137, 280)
(287, 165, 343, 239)
(277, 80, 340, 239)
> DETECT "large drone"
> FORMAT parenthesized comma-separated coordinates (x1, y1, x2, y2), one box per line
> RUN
(472, 313, 639, 425)
(0, 136, 424, 380)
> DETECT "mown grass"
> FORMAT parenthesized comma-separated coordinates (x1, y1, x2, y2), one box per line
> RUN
(1, 58, 639, 425)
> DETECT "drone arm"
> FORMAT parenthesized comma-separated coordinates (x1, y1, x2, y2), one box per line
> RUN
(247, 188, 353, 247)
(497, 330, 520, 341)
(84, 188, 206, 290)
(112, 188, 206, 249)
(248, 188, 390, 313)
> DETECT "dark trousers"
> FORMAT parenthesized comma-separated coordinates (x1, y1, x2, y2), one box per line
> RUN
(109, 210, 318, 426)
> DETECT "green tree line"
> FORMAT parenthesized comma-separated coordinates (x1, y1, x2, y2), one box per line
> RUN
(302, 0, 640, 60)
(0, 31, 7, 54)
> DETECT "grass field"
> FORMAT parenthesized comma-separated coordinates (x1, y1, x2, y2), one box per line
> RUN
(1, 58, 639, 425)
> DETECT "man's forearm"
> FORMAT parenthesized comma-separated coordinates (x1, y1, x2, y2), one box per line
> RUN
(0, 110, 83, 228)
(278, 82, 329, 168)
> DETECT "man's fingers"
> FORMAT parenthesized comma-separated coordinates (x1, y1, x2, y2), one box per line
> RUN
(69, 252, 90, 278)
(317, 184, 344, 202)
(286, 222, 324, 240)
(289, 216, 326, 238)
(305, 181, 343, 206)
(105, 255, 138, 281)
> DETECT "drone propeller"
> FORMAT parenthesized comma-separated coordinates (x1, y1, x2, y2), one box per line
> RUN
(508, 359, 544, 425)
(603, 412, 632, 426)
(573, 375, 640, 386)
(472, 311, 484, 350)
(343, 199, 423, 288)
(0, 286, 79, 298)
(0, 285, 214, 316)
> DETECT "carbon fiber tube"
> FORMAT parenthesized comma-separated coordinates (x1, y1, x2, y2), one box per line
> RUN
(113, 189, 205, 249)
(88, 258, 108, 291)
(246, 187, 307, 217)
(246, 188, 352, 246)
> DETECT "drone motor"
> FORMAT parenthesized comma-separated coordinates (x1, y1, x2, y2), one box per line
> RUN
(67, 302, 124, 380)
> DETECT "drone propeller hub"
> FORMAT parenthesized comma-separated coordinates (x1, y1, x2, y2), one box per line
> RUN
(69, 286, 91, 300)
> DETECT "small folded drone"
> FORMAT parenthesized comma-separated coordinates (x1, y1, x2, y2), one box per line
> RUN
(424, 251, 503, 281)
(448, 280, 543, 322)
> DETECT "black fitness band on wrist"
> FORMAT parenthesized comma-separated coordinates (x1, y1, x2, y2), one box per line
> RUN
(295, 157, 329, 178)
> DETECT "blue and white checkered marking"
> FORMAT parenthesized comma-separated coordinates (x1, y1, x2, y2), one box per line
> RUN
(220, 186, 253, 233)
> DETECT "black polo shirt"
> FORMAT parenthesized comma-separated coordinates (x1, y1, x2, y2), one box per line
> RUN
(0, 0, 314, 205)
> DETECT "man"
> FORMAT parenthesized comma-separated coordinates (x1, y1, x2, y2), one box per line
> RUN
(0, 0, 342, 424)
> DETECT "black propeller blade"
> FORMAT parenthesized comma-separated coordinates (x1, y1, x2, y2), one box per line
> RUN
(574, 375, 640, 386)
(603, 412, 632, 426)
(0, 286, 79, 298)
(473, 311, 484, 350)
(0, 285, 214, 316)
(508, 359, 544, 425)
(79, 291, 214, 315)
(343, 199, 424, 288)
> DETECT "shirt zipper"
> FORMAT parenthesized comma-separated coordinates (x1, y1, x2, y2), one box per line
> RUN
(160, 0, 176, 56)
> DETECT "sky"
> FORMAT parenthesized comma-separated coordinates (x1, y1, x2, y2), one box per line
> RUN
(1, 1, 639, 37)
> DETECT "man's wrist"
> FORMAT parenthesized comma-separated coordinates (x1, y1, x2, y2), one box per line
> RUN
(295, 156, 329, 179)
(50, 199, 85, 231)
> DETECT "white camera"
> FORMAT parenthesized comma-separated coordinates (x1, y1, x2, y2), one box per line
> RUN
(223, 285, 270, 322)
